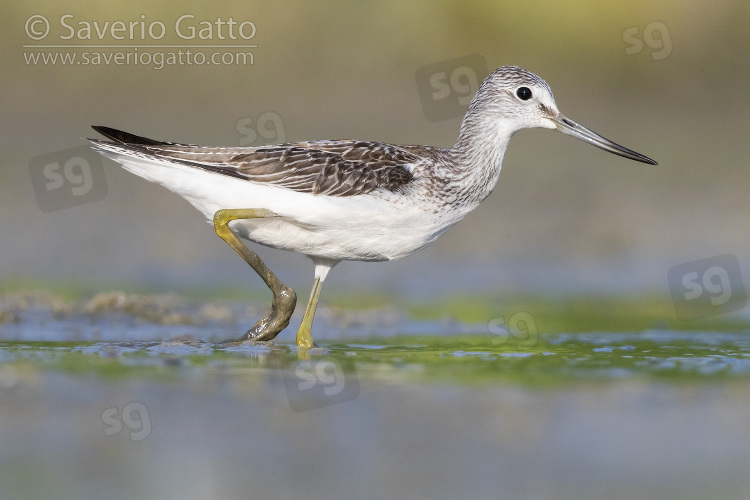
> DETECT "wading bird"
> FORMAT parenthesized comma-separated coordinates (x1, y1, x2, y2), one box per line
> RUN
(89, 65, 656, 348)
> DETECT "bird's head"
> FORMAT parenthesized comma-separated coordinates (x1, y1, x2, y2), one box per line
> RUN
(462, 65, 657, 165)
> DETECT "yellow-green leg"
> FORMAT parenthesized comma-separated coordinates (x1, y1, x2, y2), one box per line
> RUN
(296, 258, 339, 349)
(213, 209, 297, 342)
(296, 277, 322, 348)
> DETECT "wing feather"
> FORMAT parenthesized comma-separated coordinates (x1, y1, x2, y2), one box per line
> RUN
(89, 127, 419, 197)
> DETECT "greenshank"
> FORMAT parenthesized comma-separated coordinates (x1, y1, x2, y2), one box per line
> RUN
(89, 65, 656, 348)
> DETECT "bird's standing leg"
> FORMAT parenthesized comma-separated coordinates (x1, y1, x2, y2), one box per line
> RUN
(297, 258, 338, 348)
(213, 209, 297, 342)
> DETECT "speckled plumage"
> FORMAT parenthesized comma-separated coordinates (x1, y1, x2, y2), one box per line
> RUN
(90, 65, 656, 260)
(91, 129, 419, 197)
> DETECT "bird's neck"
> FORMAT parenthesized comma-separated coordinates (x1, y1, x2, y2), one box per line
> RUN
(449, 115, 515, 204)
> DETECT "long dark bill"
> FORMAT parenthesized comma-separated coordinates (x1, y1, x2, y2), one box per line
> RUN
(554, 114, 657, 165)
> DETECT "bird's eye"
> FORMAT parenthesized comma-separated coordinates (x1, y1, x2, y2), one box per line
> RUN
(516, 87, 532, 100)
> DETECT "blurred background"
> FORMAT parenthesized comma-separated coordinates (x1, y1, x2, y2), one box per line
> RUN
(4, 4, 750, 499)
(2, 0, 749, 300)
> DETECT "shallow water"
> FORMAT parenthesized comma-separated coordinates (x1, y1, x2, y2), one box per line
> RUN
(3, 329, 750, 384)
(2, 292, 750, 499)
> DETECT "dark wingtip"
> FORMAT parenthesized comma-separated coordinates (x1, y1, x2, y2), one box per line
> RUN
(91, 125, 126, 142)
(90, 125, 167, 146)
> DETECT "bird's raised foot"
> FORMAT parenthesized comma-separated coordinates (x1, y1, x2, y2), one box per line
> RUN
(233, 285, 297, 342)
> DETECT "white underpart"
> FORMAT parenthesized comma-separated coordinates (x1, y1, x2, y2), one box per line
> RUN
(96, 147, 457, 263)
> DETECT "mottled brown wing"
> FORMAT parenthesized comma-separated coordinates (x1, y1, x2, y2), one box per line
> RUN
(228, 141, 417, 196)
(90, 127, 418, 197)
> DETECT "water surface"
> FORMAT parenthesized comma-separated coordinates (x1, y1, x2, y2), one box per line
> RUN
(2, 291, 750, 499)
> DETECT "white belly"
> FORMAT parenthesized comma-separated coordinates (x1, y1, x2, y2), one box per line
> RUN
(112, 154, 461, 262)
(229, 197, 453, 262)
